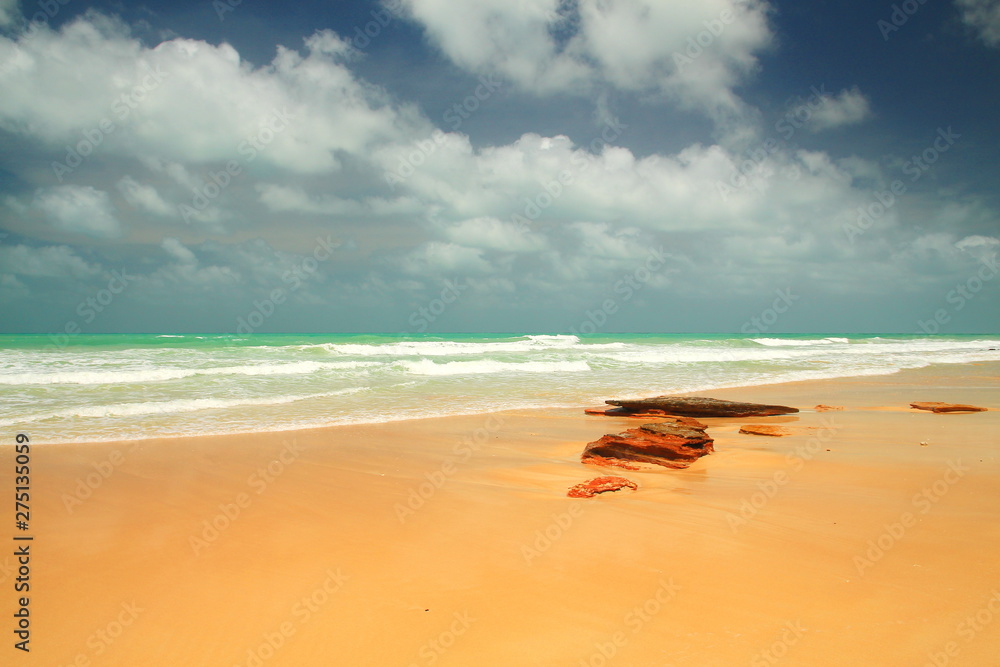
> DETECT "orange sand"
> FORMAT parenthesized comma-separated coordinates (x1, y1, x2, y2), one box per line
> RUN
(2, 362, 999, 666)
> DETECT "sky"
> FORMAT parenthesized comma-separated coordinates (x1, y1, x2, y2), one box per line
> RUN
(0, 0, 998, 335)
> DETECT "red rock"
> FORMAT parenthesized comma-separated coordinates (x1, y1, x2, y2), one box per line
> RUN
(582, 422, 714, 470)
(739, 424, 790, 437)
(567, 476, 638, 498)
(584, 408, 708, 429)
(814, 405, 843, 411)
(605, 396, 798, 418)
(911, 402, 987, 413)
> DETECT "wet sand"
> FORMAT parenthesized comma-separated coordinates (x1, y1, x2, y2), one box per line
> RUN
(4, 362, 1000, 666)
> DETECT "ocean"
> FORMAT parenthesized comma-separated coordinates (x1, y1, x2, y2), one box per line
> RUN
(0, 333, 997, 444)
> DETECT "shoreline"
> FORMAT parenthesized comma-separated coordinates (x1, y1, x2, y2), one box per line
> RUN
(4, 361, 999, 665)
(18, 358, 1000, 446)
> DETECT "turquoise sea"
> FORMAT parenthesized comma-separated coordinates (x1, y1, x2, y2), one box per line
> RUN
(0, 333, 997, 443)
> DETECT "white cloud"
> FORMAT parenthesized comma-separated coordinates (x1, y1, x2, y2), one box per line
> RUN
(117, 176, 174, 217)
(441, 217, 547, 253)
(161, 237, 197, 265)
(398, 241, 494, 275)
(0, 243, 102, 279)
(0, 15, 426, 173)
(397, 0, 774, 113)
(957, 0, 1000, 47)
(31, 185, 123, 238)
(806, 87, 873, 132)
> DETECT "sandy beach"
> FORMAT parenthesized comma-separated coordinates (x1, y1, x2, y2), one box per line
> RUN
(5, 361, 1000, 666)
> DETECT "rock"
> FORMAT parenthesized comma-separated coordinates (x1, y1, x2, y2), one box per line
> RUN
(739, 424, 791, 437)
(814, 404, 843, 411)
(582, 422, 714, 470)
(584, 408, 708, 428)
(911, 402, 987, 413)
(567, 476, 638, 498)
(605, 396, 798, 418)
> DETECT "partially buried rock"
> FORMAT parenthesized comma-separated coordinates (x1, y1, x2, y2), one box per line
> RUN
(567, 476, 638, 498)
(814, 405, 843, 412)
(584, 408, 708, 428)
(739, 424, 790, 437)
(911, 402, 988, 413)
(605, 396, 798, 418)
(582, 422, 714, 470)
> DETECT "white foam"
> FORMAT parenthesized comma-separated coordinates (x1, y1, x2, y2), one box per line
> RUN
(751, 337, 848, 347)
(295, 335, 624, 357)
(0, 360, 379, 386)
(0, 387, 365, 427)
(396, 359, 591, 376)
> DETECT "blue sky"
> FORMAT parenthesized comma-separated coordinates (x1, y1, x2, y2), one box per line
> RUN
(0, 0, 998, 334)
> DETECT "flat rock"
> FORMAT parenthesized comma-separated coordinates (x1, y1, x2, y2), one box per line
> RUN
(911, 402, 987, 413)
(584, 408, 708, 428)
(814, 404, 843, 411)
(567, 476, 638, 498)
(582, 422, 714, 470)
(739, 424, 791, 437)
(605, 396, 798, 418)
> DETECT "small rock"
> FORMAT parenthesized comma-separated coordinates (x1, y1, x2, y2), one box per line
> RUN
(814, 404, 843, 411)
(567, 476, 638, 498)
(585, 407, 708, 428)
(739, 424, 791, 437)
(911, 402, 987, 413)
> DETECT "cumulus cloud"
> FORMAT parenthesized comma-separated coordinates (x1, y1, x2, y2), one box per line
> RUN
(956, 0, 1000, 47)
(805, 87, 873, 132)
(0, 14, 426, 173)
(397, 0, 774, 113)
(117, 176, 174, 217)
(31, 185, 122, 238)
(0, 243, 102, 279)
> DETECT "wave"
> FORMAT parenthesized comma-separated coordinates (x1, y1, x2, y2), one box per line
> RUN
(0, 388, 365, 427)
(293, 335, 626, 357)
(750, 337, 849, 347)
(396, 359, 592, 376)
(0, 360, 379, 386)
